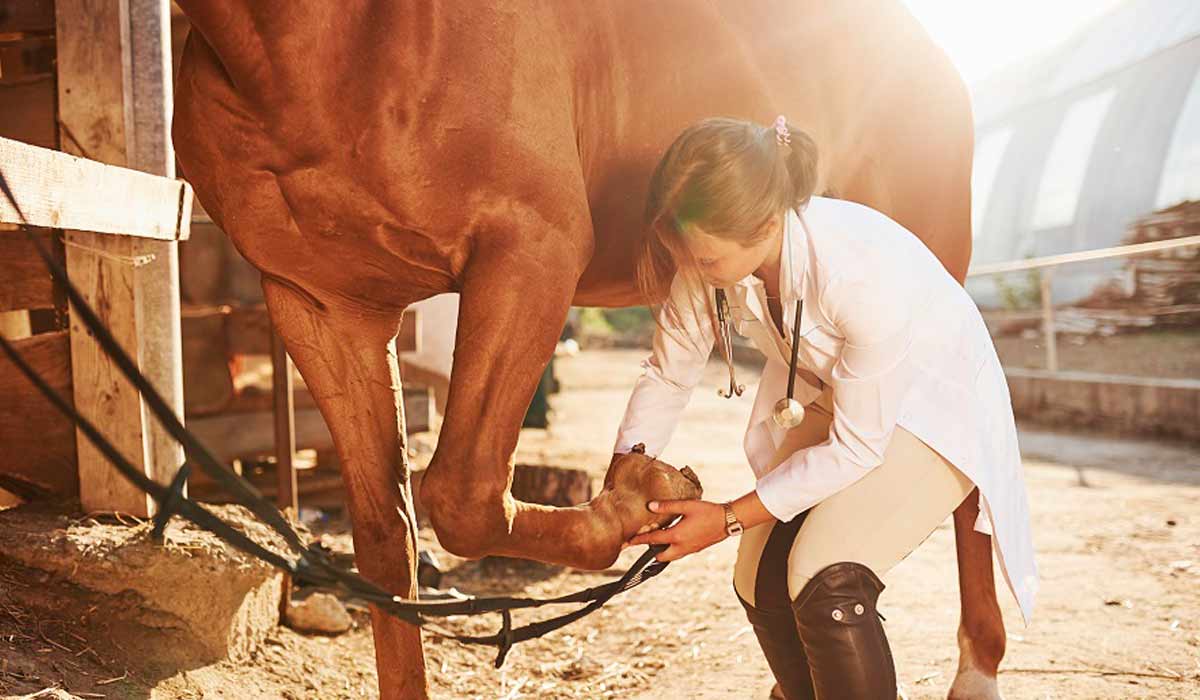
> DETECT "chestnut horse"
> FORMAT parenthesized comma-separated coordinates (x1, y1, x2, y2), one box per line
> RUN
(172, 1, 1006, 697)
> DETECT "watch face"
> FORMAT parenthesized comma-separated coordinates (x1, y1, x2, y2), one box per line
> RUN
(728, 522, 744, 537)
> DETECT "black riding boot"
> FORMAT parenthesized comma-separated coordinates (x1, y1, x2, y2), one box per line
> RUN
(792, 561, 897, 700)
(738, 595, 815, 700)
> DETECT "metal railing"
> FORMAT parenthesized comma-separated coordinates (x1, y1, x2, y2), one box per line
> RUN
(966, 234, 1200, 373)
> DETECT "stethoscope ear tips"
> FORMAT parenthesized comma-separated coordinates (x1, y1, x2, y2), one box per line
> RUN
(717, 383, 745, 398)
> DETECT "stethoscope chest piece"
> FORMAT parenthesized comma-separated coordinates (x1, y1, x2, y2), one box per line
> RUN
(772, 396, 805, 429)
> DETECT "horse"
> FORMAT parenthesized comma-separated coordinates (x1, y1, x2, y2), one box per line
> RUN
(171, 2, 1006, 697)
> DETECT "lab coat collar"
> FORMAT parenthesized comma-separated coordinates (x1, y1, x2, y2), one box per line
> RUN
(729, 207, 811, 339)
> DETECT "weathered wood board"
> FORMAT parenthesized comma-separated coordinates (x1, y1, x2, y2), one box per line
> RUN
(0, 136, 192, 240)
(0, 228, 55, 312)
(0, 330, 78, 498)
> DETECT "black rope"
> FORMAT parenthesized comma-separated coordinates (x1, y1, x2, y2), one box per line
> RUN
(18, 229, 308, 555)
(151, 460, 192, 541)
(0, 224, 681, 665)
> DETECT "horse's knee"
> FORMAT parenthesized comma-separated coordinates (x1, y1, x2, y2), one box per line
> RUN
(420, 469, 508, 559)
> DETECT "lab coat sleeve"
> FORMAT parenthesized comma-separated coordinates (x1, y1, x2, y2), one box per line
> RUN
(754, 265, 920, 523)
(612, 275, 716, 457)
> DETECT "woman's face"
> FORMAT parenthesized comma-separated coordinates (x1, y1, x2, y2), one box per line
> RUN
(682, 215, 781, 289)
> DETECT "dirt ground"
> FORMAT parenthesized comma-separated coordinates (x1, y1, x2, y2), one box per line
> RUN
(3, 348, 1199, 699)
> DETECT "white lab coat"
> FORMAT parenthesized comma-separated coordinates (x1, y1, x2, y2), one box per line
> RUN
(614, 197, 1037, 624)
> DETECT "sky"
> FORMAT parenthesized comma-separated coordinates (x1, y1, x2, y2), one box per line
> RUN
(902, 0, 1129, 86)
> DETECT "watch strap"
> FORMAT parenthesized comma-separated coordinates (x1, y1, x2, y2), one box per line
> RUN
(722, 502, 744, 537)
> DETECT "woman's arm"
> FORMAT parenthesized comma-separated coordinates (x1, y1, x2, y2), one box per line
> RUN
(629, 263, 922, 560)
(612, 274, 716, 457)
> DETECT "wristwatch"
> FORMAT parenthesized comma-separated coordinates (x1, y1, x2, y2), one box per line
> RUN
(722, 502, 744, 537)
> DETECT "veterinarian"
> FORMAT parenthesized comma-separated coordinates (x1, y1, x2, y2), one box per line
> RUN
(613, 116, 1037, 699)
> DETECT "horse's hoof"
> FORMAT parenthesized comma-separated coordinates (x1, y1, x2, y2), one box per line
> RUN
(947, 668, 1002, 700)
(598, 449, 703, 538)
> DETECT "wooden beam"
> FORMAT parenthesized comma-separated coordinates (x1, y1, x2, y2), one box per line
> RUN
(0, 330, 78, 499)
(187, 388, 433, 464)
(0, 0, 56, 35)
(202, 304, 419, 357)
(968, 234, 1200, 277)
(0, 36, 56, 82)
(0, 228, 55, 312)
(0, 136, 192, 240)
(0, 81, 58, 149)
(398, 308, 419, 354)
(0, 310, 30, 338)
(56, 0, 185, 517)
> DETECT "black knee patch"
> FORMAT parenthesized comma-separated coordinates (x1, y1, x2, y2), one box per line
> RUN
(792, 561, 896, 700)
(793, 561, 886, 624)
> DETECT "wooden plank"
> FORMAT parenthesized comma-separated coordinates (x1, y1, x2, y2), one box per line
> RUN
(0, 136, 192, 240)
(0, 0, 56, 35)
(226, 304, 274, 355)
(0, 330, 78, 499)
(968, 234, 1200, 277)
(189, 406, 335, 464)
(180, 306, 235, 415)
(223, 305, 420, 356)
(0, 310, 30, 338)
(0, 228, 55, 311)
(402, 383, 432, 434)
(57, 0, 185, 517)
(398, 308, 419, 353)
(0, 80, 57, 149)
(0, 37, 56, 83)
(187, 388, 432, 463)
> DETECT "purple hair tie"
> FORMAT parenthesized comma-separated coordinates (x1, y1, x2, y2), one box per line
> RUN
(774, 115, 791, 146)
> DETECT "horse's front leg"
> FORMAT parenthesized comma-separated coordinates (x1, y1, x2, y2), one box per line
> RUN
(419, 219, 699, 569)
(262, 277, 426, 700)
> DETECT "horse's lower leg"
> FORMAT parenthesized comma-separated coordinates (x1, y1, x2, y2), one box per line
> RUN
(263, 277, 426, 700)
(418, 233, 699, 570)
(949, 489, 1005, 699)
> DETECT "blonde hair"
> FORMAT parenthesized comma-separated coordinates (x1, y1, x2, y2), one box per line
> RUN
(637, 116, 819, 351)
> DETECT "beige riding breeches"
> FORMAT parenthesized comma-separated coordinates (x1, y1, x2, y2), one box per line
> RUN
(733, 391, 975, 607)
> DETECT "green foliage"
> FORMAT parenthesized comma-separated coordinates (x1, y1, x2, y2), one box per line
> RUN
(601, 306, 653, 334)
(576, 306, 654, 336)
(993, 268, 1043, 311)
(577, 307, 614, 335)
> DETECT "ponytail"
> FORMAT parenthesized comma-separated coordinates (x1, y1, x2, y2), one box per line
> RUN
(781, 123, 819, 211)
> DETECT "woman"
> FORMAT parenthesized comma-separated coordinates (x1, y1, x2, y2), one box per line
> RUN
(613, 117, 1036, 699)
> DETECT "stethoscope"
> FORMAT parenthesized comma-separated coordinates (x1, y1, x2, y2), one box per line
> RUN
(713, 214, 807, 430)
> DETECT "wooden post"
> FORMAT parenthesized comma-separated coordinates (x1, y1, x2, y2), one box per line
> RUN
(270, 330, 297, 616)
(1039, 268, 1058, 373)
(56, 0, 184, 516)
(271, 332, 298, 514)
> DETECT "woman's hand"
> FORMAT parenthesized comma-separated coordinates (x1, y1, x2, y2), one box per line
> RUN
(624, 499, 728, 562)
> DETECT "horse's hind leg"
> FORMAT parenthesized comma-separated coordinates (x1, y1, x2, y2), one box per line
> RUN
(950, 490, 1005, 699)
(262, 276, 426, 700)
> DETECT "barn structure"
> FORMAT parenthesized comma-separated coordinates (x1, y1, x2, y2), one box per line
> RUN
(0, 0, 441, 512)
(967, 0, 1200, 304)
